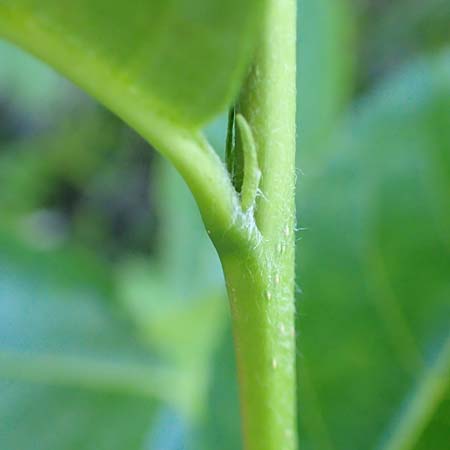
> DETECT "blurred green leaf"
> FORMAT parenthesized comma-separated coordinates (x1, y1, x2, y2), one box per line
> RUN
(198, 324, 242, 450)
(297, 51, 450, 450)
(0, 235, 196, 449)
(0, 0, 264, 128)
(0, 383, 157, 450)
(297, 0, 354, 164)
(116, 257, 227, 421)
(362, 0, 450, 86)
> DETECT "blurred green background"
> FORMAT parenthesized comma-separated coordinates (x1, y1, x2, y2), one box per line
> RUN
(0, 0, 449, 449)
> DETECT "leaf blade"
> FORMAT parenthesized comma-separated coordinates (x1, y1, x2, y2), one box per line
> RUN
(0, 0, 263, 127)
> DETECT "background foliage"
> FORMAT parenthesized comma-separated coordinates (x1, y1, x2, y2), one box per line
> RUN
(0, 0, 449, 449)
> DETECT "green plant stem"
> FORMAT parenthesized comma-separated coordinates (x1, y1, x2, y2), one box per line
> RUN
(217, 0, 298, 449)
(220, 249, 297, 450)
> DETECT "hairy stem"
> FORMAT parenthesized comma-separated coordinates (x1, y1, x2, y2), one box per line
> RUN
(216, 0, 298, 449)
(238, 0, 297, 246)
(220, 247, 297, 450)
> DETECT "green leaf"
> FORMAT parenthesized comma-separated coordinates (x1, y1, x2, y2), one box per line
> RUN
(363, 0, 450, 82)
(200, 323, 242, 450)
(0, 382, 158, 450)
(297, 0, 354, 163)
(0, 236, 190, 449)
(297, 51, 450, 450)
(0, 0, 263, 128)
